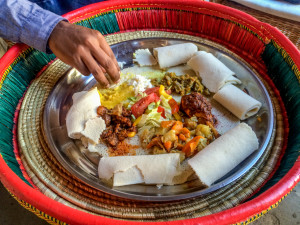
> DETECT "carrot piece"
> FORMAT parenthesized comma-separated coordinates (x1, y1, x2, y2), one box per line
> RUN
(164, 141, 172, 152)
(177, 143, 184, 150)
(182, 136, 204, 157)
(171, 121, 183, 134)
(161, 120, 175, 128)
(179, 133, 187, 141)
(146, 137, 161, 149)
(180, 127, 190, 138)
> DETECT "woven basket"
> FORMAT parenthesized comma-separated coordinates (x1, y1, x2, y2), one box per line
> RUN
(0, 0, 299, 224)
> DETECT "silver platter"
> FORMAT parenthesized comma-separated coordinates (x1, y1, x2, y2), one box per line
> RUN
(43, 39, 274, 201)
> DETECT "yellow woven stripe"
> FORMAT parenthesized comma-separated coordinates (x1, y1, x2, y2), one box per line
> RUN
(235, 191, 291, 225)
(272, 41, 300, 82)
(0, 47, 33, 89)
(7, 190, 67, 225)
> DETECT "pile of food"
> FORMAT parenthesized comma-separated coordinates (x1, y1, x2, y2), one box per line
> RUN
(66, 43, 262, 188)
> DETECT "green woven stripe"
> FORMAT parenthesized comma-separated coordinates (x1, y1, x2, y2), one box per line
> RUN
(257, 42, 300, 194)
(0, 12, 118, 186)
(0, 49, 55, 186)
(76, 13, 120, 35)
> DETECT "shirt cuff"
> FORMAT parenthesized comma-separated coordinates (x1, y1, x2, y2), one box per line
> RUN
(20, 6, 67, 52)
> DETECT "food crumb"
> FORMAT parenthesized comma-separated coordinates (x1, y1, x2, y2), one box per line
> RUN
(108, 141, 139, 156)
(156, 184, 163, 189)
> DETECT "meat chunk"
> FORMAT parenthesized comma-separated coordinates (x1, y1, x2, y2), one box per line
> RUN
(127, 125, 137, 133)
(106, 134, 119, 147)
(113, 115, 132, 128)
(99, 105, 135, 149)
(101, 127, 119, 147)
(122, 107, 132, 117)
(180, 92, 215, 125)
(101, 126, 113, 139)
(97, 106, 108, 117)
(117, 129, 128, 141)
(102, 113, 111, 126)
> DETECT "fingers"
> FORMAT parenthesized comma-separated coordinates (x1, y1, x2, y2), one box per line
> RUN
(81, 54, 110, 88)
(98, 36, 120, 72)
(72, 58, 90, 76)
(91, 47, 120, 83)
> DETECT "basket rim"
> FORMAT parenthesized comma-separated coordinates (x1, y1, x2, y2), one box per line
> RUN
(0, 0, 299, 224)
(1, 155, 299, 225)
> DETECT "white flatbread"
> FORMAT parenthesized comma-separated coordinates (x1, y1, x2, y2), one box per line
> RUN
(153, 43, 198, 68)
(81, 117, 106, 145)
(187, 51, 241, 93)
(166, 65, 195, 76)
(188, 123, 259, 186)
(98, 153, 180, 186)
(66, 88, 100, 139)
(133, 49, 157, 66)
(87, 142, 109, 157)
(213, 84, 262, 120)
(113, 166, 144, 186)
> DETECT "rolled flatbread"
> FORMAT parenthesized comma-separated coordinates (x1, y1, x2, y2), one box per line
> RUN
(153, 43, 198, 68)
(98, 153, 180, 186)
(188, 123, 259, 186)
(187, 51, 241, 93)
(66, 88, 100, 139)
(213, 84, 262, 120)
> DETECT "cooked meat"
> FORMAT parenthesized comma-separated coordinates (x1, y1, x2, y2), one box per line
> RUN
(97, 106, 108, 117)
(101, 126, 113, 139)
(99, 105, 135, 148)
(122, 107, 132, 117)
(101, 113, 111, 126)
(117, 129, 128, 141)
(113, 115, 132, 127)
(101, 126, 118, 147)
(180, 92, 215, 125)
(127, 125, 137, 133)
(106, 133, 119, 147)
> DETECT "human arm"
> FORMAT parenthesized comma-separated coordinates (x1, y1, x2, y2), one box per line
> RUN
(0, 0, 120, 87)
(0, 0, 65, 52)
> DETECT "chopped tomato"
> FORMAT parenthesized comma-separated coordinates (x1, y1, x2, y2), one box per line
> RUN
(131, 93, 160, 118)
(168, 98, 179, 114)
(144, 87, 171, 96)
(144, 87, 159, 95)
(157, 106, 166, 118)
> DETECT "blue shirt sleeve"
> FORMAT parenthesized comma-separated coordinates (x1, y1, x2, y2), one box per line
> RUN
(0, 0, 67, 52)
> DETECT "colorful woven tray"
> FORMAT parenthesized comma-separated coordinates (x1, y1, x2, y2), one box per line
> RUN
(0, 1, 299, 224)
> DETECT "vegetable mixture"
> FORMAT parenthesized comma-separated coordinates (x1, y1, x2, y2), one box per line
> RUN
(96, 72, 218, 158)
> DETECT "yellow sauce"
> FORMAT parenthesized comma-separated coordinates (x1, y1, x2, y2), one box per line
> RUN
(98, 82, 135, 109)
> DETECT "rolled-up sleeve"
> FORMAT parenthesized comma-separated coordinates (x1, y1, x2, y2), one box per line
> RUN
(0, 0, 67, 52)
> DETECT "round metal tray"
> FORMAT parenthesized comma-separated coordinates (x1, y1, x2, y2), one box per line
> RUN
(43, 38, 274, 201)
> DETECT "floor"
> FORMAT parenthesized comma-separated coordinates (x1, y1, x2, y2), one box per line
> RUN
(0, 181, 299, 225)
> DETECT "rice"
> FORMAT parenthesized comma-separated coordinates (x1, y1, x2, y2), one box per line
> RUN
(128, 74, 153, 95)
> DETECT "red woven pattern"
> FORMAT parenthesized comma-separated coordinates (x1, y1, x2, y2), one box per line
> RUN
(115, 9, 265, 61)
(0, 0, 299, 224)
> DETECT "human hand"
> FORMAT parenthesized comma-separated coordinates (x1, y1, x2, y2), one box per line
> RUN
(48, 21, 120, 88)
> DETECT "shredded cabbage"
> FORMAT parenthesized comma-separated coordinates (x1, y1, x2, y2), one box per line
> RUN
(125, 92, 147, 109)
(160, 95, 171, 109)
(159, 95, 173, 120)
